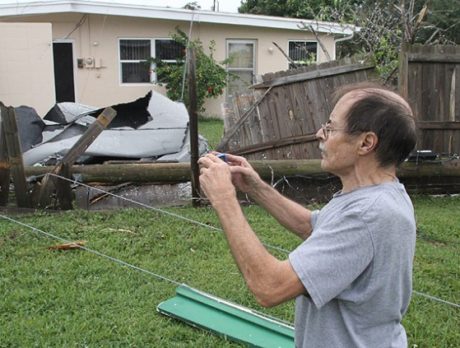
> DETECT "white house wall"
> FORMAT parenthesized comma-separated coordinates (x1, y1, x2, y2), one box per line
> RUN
(2, 13, 337, 117)
(0, 23, 55, 115)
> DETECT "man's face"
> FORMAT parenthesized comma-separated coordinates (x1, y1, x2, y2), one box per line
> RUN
(316, 93, 362, 177)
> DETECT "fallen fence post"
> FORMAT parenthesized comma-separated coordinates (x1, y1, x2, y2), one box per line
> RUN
(0, 103, 30, 208)
(24, 159, 460, 183)
(37, 107, 117, 209)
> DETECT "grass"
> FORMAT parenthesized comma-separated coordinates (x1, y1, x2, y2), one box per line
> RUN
(0, 195, 459, 347)
(404, 195, 460, 347)
(198, 116, 224, 150)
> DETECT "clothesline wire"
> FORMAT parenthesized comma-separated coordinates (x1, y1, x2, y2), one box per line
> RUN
(412, 291, 459, 308)
(0, 213, 295, 327)
(45, 172, 290, 254)
(2, 172, 459, 309)
(0, 214, 181, 287)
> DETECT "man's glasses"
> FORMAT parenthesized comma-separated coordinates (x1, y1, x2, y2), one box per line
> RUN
(320, 122, 346, 140)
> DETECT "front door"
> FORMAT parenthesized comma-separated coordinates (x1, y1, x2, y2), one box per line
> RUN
(53, 42, 75, 103)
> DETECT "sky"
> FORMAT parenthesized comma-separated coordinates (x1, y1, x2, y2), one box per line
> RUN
(172, 0, 242, 13)
(0, 0, 243, 13)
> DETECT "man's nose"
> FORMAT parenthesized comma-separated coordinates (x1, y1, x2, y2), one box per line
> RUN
(315, 127, 324, 140)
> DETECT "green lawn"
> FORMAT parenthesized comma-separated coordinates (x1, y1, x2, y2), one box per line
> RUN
(0, 195, 458, 347)
(199, 116, 224, 150)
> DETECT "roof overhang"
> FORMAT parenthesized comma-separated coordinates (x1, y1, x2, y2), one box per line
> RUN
(0, 0, 357, 36)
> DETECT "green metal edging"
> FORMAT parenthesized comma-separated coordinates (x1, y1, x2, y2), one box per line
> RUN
(157, 284, 295, 347)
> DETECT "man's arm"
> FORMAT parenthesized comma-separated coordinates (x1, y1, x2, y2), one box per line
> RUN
(198, 154, 308, 307)
(244, 177, 312, 240)
(227, 154, 312, 240)
(214, 195, 307, 307)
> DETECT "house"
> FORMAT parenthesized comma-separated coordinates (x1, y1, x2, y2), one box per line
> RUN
(0, 0, 356, 117)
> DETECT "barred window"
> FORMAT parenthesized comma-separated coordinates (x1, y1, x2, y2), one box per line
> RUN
(288, 41, 317, 69)
(119, 38, 184, 84)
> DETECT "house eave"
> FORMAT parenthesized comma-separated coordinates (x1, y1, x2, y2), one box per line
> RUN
(0, 0, 356, 36)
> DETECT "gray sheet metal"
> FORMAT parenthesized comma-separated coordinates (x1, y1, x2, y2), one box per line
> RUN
(23, 90, 208, 165)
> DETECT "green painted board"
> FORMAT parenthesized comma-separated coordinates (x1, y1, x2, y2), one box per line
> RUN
(157, 284, 295, 347)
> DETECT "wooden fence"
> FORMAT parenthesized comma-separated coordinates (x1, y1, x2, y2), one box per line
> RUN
(218, 59, 376, 160)
(400, 44, 460, 154)
(221, 45, 460, 160)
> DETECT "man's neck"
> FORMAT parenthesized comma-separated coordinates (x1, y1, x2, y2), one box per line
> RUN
(340, 161, 397, 193)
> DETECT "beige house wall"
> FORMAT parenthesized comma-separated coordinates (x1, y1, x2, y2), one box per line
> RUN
(2, 14, 337, 117)
(0, 23, 55, 115)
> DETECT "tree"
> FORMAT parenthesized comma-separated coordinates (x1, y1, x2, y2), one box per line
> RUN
(417, 0, 460, 44)
(238, 0, 289, 17)
(238, 0, 459, 43)
(238, 0, 359, 21)
(239, 0, 458, 83)
(183, 1, 201, 10)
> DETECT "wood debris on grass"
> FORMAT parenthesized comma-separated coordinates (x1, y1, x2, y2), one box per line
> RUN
(48, 240, 86, 251)
(101, 227, 136, 234)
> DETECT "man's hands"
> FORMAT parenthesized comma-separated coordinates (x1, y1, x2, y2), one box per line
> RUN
(198, 153, 236, 206)
(198, 153, 308, 306)
(198, 153, 263, 205)
(225, 154, 263, 194)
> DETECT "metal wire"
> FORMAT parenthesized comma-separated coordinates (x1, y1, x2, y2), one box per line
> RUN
(5, 173, 460, 309)
(46, 173, 292, 255)
(0, 213, 297, 327)
(180, 11, 195, 102)
(0, 214, 181, 287)
(413, 290, 460, 309)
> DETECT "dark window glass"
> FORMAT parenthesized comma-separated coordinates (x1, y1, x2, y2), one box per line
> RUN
(120, 39, 184, 84)
(155, 40, 185, 60)
(120, 40, 150, 60)
(288, 41, 317, 65)
(121, 62, 150, 83)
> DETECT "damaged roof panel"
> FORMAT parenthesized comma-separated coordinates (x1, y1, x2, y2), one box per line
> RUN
(13, 90, 208, 166)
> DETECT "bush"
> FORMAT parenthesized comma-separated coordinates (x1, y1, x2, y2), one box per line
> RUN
(151, 29, 231, 113)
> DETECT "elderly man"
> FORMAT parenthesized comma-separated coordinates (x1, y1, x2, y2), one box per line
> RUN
(198, 83, 417, 348)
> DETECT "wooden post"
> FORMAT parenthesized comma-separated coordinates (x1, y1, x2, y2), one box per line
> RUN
(398, 42, 409, 100)
(449, 68, 456, 122)
(187, 46, 201, 207)
(0, 103, 30, 208)
(0, 106, 11, 206)
(54, 163, 73, 210)
(38, 107, 117, 209)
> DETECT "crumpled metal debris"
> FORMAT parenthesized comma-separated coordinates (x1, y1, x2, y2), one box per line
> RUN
(10, 90, 209, 166)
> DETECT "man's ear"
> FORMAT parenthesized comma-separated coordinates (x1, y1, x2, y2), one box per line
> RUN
(358, 132, 378, 155)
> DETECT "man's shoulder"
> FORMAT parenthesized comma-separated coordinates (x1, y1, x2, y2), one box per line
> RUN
(332, 181, 409, 208)
(320, 181, 412, 226)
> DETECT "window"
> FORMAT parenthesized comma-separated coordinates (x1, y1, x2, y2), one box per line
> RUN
(288, 41, 317, 69)
(226, 40, 256, 100)
(119, 38, 184, 84)
(120, 39, 151, 83)
(154, 39, 185, 82)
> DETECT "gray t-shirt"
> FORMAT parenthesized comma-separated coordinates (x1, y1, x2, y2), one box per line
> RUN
(289, 181, 416, 348)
